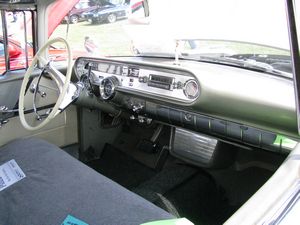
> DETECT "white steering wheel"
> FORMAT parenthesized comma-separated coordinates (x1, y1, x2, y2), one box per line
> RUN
(19, 37, 72, 131)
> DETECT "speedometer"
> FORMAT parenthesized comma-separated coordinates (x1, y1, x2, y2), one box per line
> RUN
(99, 76, 120, 100)
(76, 58, 88, 80)
(183, 80, 199, 100)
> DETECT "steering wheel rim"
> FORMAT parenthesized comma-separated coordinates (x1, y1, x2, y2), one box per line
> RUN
(19, 37, 72, 131)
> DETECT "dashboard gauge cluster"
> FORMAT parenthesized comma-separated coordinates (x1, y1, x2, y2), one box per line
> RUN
(75, 58, 89, 79)
(74, 57, 200, 103)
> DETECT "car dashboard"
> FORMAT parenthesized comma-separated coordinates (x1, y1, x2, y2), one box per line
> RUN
(74, 56, 298, 154)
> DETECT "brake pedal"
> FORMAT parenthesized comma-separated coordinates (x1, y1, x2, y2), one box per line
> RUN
(138, 124, 164, 154)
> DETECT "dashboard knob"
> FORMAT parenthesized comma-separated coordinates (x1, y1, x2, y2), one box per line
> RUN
(139, 76, 148, 83)
(99, 76, 119, 100)
(132, 103, 144, 113)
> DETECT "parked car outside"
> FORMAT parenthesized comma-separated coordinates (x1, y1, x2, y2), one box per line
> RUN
(83, 2, 130, 24)
(63, 0, 98, 24)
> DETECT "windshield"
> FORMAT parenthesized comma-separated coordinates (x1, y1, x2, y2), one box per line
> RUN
(50, 0, 296, 75)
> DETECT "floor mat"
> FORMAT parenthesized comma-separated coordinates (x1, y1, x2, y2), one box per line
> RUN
(87, 145, 236, 224)
(134, 163, 198, 203)
(208, 166, 273, 206)
(154, 172, 237, 225)
(87, 144, 156, 190)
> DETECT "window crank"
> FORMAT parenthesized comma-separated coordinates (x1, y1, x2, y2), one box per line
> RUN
(0, 119, 8, 128)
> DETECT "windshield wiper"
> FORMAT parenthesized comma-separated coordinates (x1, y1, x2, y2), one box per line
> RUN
(228, 53, 291, 64)
(185, 54, 292, 78)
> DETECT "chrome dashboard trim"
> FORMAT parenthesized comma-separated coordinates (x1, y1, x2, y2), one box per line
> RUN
(75, 57, 200, 105)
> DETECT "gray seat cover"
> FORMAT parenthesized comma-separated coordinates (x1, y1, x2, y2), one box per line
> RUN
(0, 138, 173, 225)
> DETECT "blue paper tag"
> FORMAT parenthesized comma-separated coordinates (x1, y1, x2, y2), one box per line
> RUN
(61, 215, 89, 225)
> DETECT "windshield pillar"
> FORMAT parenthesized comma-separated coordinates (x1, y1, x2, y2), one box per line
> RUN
(286, 0, 300, 135)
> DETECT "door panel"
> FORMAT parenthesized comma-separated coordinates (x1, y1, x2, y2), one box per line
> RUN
(0, 69, 78, 147)
(0, 106, 78, 147)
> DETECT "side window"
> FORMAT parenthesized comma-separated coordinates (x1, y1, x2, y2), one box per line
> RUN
(0, 10, 34, 75)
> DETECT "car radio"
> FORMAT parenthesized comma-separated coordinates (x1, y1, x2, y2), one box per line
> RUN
(147, 75, 174, 90)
